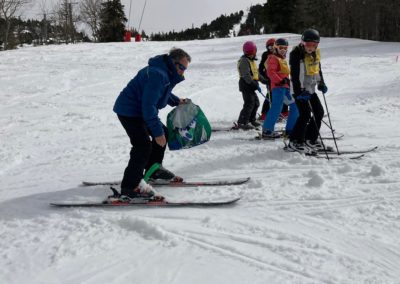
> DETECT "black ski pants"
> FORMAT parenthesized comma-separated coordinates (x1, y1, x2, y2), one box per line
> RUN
(290, 93, 324, 143)
(238, 90, 260, 125)
(117, 115, 168, 190)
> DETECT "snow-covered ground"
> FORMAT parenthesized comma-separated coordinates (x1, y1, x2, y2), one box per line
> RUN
(1, 35, 400, 283)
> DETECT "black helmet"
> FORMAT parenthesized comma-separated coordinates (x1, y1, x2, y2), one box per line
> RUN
(275, 38, 289, 46)
(301, 29, 320, 43)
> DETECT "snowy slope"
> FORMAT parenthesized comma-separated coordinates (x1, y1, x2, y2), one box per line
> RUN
(1, 35, 400, 284)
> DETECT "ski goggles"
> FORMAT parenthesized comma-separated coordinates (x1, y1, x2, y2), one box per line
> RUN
(276, 45, 288, 50)
(303, 41, 319, 48)
(176, 62, 187, 71)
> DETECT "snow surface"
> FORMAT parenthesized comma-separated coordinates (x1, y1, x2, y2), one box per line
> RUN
(1, 35, 400, 284)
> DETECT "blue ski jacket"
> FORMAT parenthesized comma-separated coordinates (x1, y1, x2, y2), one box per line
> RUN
(113, 54, 183, 137)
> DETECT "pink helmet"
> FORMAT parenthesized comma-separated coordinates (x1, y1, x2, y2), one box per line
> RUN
(243, 41, 257, 56)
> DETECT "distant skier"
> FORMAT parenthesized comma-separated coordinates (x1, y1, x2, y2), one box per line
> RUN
(113, 48, 192, 200)
(258, 38, 289, 122)
(287, 29, 329, 153)
(261, 38, 299, 139)
(236, 41, 267, 130)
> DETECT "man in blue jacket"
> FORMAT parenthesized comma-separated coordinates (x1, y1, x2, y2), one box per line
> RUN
(113, 48, 191, 200)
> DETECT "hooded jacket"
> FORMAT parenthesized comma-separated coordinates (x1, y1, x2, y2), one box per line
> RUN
(266, 53, 290, 90)
(113, 54, 183, 137)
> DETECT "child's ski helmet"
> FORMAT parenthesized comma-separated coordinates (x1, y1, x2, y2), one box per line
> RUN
(301, 29, 320, 43)
(243, 41, 257, 56)
(275, 38, 289, 47)
(266, 38, 276, 48)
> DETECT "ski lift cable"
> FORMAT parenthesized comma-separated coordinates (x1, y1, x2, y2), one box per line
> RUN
(128, 0, 133, 30)
(138, 0, 147, 32)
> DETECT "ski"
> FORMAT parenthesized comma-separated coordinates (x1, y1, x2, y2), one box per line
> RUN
(321, 133, 344, 140)
(283, 146, 365, 160)
(212, 122, 239, 132)
(212, 122, 260, 132)
(239, 131, 343, 142)
(211, 126, 237, 132)
(317, 146, 378, 155)
(50, 197, 241, 208)
(314, 154, 365, 160)
(81, 177, 251, 187)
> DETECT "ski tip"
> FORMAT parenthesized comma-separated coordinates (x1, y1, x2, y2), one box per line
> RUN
(241, 177, 251, 184)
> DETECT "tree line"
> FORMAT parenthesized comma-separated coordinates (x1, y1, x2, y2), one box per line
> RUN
(150, 0, 400, 42)
(151, 11, 243, 41)
(1, 0, 399, 51)
(238, 0, 400, 42)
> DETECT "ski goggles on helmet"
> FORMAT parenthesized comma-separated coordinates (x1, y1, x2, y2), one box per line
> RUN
(303, 41, 319, 48)
(176, 62, 187, 71)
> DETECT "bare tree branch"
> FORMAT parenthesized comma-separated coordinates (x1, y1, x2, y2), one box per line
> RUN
(79, 0, 102, 42)
(0, 0, 31, 49)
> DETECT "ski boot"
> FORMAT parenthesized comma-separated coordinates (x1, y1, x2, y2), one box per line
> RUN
(117, 180, 164, 202)
(261, 130, 281, 140)
(237, 123, 255, 130)
(305, 139, 334, 152)
(286, 141, 317, 156)
(148, 165, 183, 184)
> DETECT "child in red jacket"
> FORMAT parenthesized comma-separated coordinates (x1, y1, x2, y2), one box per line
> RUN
(261, 38, 299, 139)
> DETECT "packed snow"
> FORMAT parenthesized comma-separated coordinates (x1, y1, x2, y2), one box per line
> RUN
(1, 35, 400, 283)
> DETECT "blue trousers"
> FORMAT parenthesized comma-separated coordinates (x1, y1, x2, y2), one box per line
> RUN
(262, 87, 299, 133)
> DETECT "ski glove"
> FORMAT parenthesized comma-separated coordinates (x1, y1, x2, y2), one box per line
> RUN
(296, 91, 311, 101)
(180, 98, 192, 104)
(317, 82, 328, 94)
(278, 78, 290, 86)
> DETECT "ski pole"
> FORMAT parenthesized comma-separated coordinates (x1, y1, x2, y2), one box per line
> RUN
(257, 89, 266, 99)
(307, 100, 330, 160)
(321, 92, 340, 154)
(322, 119, 335, 132)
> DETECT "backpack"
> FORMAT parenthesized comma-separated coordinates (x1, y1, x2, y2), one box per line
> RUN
(166, 102, 211, 150)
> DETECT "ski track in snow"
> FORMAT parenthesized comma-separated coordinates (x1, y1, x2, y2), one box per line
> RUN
(1, 36, 400, 283)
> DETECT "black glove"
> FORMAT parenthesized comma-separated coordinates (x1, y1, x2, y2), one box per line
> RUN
(296, 91, 311, 101)
(251, 81, 260, 90)
(317, 82, 328, 94)
(278, 78, 290, 86)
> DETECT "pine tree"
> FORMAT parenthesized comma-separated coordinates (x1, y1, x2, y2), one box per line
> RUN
(98, 0, 127, 42)
(266, 0, 297, 33)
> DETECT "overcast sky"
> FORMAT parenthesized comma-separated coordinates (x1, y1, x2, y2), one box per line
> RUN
(26, 0, 266, 34)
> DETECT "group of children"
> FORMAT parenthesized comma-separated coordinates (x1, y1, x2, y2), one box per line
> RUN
(236, 29, 329, 154)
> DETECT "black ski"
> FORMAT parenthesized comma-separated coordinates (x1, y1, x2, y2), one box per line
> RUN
(81, 177, 250, 187)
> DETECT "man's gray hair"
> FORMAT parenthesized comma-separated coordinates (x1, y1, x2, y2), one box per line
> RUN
(169, 48, 191, 63)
